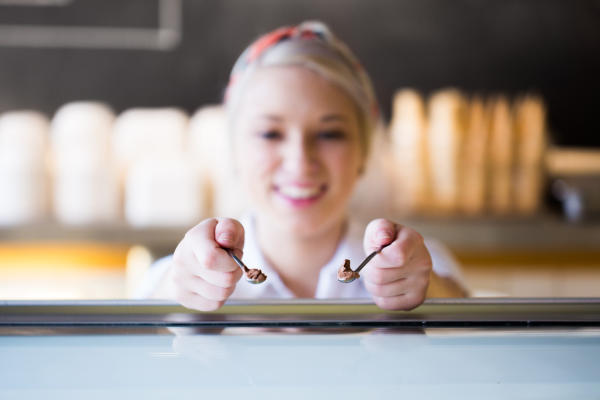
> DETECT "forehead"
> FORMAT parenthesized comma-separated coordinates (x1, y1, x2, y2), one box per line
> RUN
(236, 66, 360, 122)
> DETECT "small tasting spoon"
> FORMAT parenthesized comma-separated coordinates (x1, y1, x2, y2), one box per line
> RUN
(337, 243, 391, 283)
(225, 248, 267, 284)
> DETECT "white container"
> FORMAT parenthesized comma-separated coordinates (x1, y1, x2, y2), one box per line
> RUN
(113, 108, 188, 176)
(0, 162, 47, 225)
(0, 111, 49, 225)
(50, 102, 119, 224)
(53, 162, 120, 225)
(0, 110, 48, 165)
(125, 156, 201, 227)
(51, 102, 114, 169)
(188, 105, 247, 218)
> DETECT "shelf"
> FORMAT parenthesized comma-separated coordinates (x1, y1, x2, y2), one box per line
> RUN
(0, 223, 186, 255)
(1, 215, 599, 255)
(397, 215, 600, 253)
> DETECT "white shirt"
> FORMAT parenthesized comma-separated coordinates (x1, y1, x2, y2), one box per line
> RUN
(135, 215, 465, 299)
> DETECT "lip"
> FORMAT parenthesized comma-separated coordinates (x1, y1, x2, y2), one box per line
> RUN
(273, 183, 327, 209)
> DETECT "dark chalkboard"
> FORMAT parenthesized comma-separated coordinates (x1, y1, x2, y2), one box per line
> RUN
(0, 0, 598, 146)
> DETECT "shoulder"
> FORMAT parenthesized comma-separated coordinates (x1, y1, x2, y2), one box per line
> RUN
(423, 237, 467, 288)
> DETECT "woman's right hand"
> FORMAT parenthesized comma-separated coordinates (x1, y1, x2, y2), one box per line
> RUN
(169, 218, 245, 311)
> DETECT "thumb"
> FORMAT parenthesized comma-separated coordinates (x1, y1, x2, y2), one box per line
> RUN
(214, 218, 245, 254)
(363, 218, 397, 253)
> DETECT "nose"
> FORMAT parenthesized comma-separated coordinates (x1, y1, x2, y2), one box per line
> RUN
(282, 131, 318, 176)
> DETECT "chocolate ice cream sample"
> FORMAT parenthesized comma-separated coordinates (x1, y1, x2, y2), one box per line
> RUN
(337, 259, 359, 282)
(225, 248, 267, 284)
(246, 268, 267, 284)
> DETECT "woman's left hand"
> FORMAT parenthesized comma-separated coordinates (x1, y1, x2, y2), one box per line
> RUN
(362, 218, 432, 310)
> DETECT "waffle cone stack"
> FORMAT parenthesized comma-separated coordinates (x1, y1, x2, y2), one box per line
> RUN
(389, 89, 429, 214)
(487, 96, 514, 215)
(460, 97, 489, 215)
(513, 95, 547, 214)
(427, 89, 468, 214)
(389, 89, 548, 217)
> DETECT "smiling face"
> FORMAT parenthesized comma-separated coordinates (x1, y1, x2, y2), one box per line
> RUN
(231, 66, 365, 237)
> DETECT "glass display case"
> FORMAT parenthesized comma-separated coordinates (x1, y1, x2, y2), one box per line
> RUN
(2, 299, 599, 399)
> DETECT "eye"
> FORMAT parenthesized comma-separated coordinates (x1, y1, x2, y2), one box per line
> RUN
(260, 130, 283, 140)
(318, 130, 346, 140)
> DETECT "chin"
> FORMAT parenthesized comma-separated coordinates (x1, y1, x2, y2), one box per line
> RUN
(272, 207, 345, 238)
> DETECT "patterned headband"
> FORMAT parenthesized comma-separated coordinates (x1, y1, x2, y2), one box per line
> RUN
(225, 21, 379, 120)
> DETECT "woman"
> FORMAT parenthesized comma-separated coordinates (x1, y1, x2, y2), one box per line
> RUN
(146, 21, 467, 310)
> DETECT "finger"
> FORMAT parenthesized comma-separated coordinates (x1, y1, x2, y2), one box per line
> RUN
(214, 218, 245, 253)
(197, 268, 243, 288)
(173, 232, 232, 275)
(173, 218, 217, 267)
(371, 292, 425, 311)
(177, 219, 241, 273)
(366, 242, 432, 281)
(364, 278, 409, 297)
(363, 218, 397, 253)
(368, 253, 431, 311)
(172, 255, 242, 289)
(371, 226, 423, 269)
(174, 272, 237, 302)
(362, 265, 409, 285)
(363, 242, 431, 285)
(175, 289, 223, 312)
(364, 266, 430, 298)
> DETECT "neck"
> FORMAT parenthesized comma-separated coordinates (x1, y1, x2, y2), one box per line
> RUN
(256, 216, 346, 298)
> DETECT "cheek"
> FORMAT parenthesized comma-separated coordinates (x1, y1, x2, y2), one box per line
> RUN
(323, 145, 363, 188)
(235, 138, 278, 191)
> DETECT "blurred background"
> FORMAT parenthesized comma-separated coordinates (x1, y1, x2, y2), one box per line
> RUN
(0, 0, 599, 299)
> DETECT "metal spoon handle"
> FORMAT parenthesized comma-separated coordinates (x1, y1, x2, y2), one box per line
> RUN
(354, 243, 391, 273)
(354, 250, 378, 274)
(226, 248, 249, 273)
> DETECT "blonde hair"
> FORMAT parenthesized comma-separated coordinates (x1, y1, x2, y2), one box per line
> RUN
(224, 21, 380, 156)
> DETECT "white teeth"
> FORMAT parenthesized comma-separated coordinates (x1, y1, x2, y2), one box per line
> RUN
(278, 186, 321, 199)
